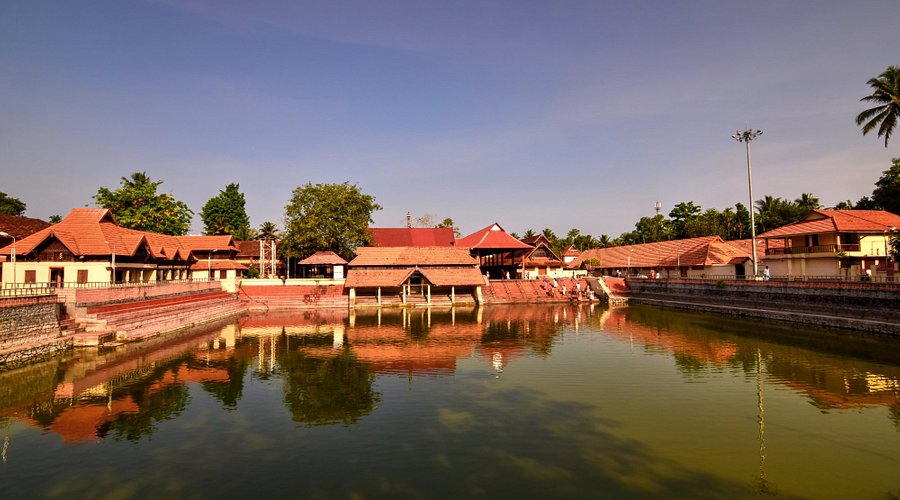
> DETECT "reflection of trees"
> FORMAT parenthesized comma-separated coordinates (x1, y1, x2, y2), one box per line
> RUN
(95, 358, 193, 442)
(101, 382, 190, 441)
(191, 355, 249, 410)
(279, 345, 379, 426)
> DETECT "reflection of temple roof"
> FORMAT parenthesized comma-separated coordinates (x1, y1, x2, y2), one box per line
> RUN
(347, 320, 483, 375)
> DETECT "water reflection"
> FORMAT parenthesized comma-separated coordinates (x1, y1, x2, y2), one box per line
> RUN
(1, 303, 899, 448)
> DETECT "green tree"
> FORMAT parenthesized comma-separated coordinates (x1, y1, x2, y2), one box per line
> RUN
(48, 214, 62, 224)
(522, 229, 537, 239)
(755, 195, 804, 233)
(282, 181, 381, 260)
(634, 215, 672, 243)
(669, 201, 702, 238)
(436, 217, 461, 238)
(94, 172, 193, 235)
(855, 66, 900, 147)
(257, 221, 280, 240)
(0, 192, 26, 216)
(871, 158, 900, 215)
(200, 183, 251, 237)
(794, 193, 821, 212)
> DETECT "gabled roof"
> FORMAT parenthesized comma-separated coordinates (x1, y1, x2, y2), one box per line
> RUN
(758, 210, 900, 238)
(300, 251, 348, 265)
(176, 235, 239, 253)
(0, 214, 51, 241)
(562, 246, 581, 257)
(524, 241, 562, 263)
(349, 246, 479, 267)
(0, 208, 191, 262)
(368, 227, 456, 247)
(521, 234, 552, 247)
(456, 223, 533, 250)
(572, 236, 754, 269)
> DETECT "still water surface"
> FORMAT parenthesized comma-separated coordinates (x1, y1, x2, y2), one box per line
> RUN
(1, 304, 899, 499)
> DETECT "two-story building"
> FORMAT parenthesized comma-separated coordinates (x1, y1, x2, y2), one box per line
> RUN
(758, 209, 899, 280)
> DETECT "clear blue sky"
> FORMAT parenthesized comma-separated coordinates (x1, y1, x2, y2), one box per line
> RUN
(2, 1, 898, 238)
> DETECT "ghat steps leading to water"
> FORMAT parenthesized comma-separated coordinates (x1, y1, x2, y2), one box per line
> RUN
(69, 290, 246, 346)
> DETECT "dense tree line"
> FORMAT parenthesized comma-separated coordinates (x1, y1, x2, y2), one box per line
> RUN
(521, 158, 900, 253)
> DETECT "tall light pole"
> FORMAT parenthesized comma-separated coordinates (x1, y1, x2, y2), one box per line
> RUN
(0, 232, 15, 288)
(733, 129, 762, 277)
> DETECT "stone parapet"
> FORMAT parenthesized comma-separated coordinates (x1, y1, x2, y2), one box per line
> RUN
(627, 279, 900, 335)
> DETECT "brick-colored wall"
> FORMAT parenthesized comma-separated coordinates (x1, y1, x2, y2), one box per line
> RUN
(73, 281, 221, 307)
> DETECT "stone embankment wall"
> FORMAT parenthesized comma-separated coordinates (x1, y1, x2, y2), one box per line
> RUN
(0, 295, 69, 365)
(627, 279, 900, 335)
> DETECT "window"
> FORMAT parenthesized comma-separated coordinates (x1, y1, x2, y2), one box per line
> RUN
(77, 270, 89, 284)
(219, 270, 228, 279)
(24, 270, 36, 283)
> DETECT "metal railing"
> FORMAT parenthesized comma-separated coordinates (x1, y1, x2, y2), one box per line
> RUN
(0, 278, 212, 292)
(627, 274, 898, 284)
(766, 244, 860, 255)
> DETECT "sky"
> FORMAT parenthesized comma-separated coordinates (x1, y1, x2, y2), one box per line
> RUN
(1, 0, 898, 239)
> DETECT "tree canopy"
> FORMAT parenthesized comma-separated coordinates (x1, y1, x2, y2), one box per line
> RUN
(200, 183, 252, 237)
(282, 181, 381, 260)
(855, 65, 900, 147)
(0, 192, 26, 216)
(94, 172, 193, 235)
(871, 158, 900, 215)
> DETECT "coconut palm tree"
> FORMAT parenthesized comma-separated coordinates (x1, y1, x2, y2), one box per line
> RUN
(257, 221, 280, 241)
(855, 66, 900, 147)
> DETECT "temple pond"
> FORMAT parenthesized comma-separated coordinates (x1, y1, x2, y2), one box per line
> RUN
(1, 304, 899, 499)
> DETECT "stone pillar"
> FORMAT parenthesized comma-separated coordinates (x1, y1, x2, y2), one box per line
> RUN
(377, 287, 381, 305)
(349, 287, 356, 307)
(451, 286, 455, 304)
(427, 284, 431, 304)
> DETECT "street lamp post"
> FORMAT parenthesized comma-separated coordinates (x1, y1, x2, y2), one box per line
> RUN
(0, 232, 15, 288)
(733, 129, 763, 277)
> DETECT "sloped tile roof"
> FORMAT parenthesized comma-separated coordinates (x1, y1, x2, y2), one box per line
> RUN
(300, 250, 348, 265)
(758, 210, 900, 238)
(345, 268, 414, 288)
(571, 236, 753, 269)
(419, 267, 485, 286)
(0, 214, 51, 241)
(1, 208, 200, 263)
(368, 227, 456, 247)
(236, 241, 261, 258)
(456, 223, 533, 250)
(349, 246, 478, 267)
(190, 260, 249, 271)
(176, 235, 239, 253)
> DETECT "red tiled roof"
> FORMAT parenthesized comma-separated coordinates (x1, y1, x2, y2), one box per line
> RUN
(0, 208, 211, 264)
(176, 235, 238, 253)
(368, 227, 456, 247)
(300, 251, 348, 265)
(190, 260, 249, 271)
(0, 214, 51, 241)
(758, 210, 900, 238)
(349, 246, 478, 267)
(419, 267, 485, 286)
(345, 268, 414, 287)
(562, 246, 581, 257)
(572, 236, 753, 269)
(456, 223, 534, 250)
(236, 241, 261, 258)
